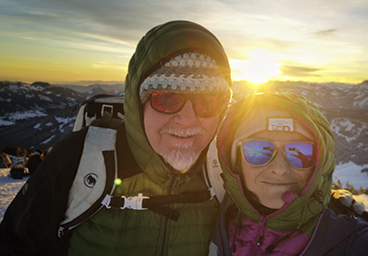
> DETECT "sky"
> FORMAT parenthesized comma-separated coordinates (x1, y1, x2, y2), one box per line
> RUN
(0, 0, 367, 85)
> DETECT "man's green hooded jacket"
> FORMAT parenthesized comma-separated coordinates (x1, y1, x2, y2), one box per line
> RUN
(68, 20, 232, 256)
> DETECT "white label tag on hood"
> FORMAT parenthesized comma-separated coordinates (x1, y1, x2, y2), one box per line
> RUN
(268, 118, 294, 132)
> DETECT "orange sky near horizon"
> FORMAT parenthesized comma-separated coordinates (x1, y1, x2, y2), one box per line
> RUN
(1, 0, 367, 86)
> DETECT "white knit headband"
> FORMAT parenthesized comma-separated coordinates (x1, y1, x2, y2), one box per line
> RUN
(139, 53, 230, 103)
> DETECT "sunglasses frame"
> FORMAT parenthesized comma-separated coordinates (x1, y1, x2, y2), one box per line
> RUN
(237, 139, 317, 170)
(149, 92, 229, 118)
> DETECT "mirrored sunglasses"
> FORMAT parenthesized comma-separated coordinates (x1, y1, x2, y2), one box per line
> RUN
(150, 92, 228, 118)
(239, 139, 316, 169)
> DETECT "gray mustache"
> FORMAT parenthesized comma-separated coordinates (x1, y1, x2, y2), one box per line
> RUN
(159, 126, 206, 137)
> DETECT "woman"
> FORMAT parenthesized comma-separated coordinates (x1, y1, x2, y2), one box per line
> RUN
(211, 92, 368, 255)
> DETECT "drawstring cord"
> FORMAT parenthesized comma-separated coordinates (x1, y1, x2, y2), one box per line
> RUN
(307, 189, 324, 215)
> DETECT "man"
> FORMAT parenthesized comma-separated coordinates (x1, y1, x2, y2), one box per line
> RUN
(0, 20, 232, 255)
(211, 92, 368, 255)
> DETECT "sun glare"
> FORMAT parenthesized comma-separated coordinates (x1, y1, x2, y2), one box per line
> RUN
(229, 51, 281, 85)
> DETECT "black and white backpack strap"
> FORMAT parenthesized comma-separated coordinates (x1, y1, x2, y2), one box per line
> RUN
(58, 125, 118, 237)
(203, 138, 225, 206)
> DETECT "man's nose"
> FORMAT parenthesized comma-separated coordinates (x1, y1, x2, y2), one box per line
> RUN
(173, 100, 198, 124)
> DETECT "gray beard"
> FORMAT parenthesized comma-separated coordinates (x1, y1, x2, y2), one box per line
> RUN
(160, 142, 200, 172)
(158, 126, 206, 172)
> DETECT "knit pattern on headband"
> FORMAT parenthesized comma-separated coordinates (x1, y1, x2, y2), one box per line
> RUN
(140, 53, 229, 103)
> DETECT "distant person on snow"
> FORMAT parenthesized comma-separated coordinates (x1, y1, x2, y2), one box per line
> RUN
(0, 20, 232, 255)
(210, 92, 368, 256)
(26, 149, 44, 175)
(0, 152, 12, 168)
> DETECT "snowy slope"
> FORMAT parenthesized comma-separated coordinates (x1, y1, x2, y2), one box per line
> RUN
(333, 162, 368, 189)
(0, 168, 29, 222)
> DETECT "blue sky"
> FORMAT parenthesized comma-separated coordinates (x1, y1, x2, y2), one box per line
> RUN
(0, 0, 367, 84)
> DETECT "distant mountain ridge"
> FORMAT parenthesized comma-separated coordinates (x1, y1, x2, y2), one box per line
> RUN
(0, 81, 123, 150)
(0, 80, 367, 166)
(60, 82, 124, 94)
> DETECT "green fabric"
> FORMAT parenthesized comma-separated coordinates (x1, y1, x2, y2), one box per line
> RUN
(69, 20, 231, 256)
(218, 92, 335, 238)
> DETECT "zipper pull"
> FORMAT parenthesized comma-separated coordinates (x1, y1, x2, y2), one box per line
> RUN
(231, 243, 236, 252)
(170, 173, 181, 194)
(257, 215, 266, 247)
(257, 236, 263, 247)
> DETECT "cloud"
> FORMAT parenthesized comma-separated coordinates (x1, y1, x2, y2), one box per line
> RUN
(280, 65, 321, 77)
(312, 29, 338, 37)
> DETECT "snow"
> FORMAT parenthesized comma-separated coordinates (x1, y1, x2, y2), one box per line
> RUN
(0, 119, 15, 126)
(0, 168, 29, 222)
(8, 84, 23, 93)
(333, 161, 368, 189)
(55, 116, 76, 133)
(353, 95, 368, 108)
(0, 110, 48, 126)
(0, 162, 367, 223)
(41, 135, 55, 144)
(330, 118, 367, 143)
(38, 94, 53, 102)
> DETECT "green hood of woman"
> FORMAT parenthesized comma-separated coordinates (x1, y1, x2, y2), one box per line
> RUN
(217, 92, 335, 237)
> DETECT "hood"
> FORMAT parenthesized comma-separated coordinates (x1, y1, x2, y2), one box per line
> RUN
(123, 20, 232, 185)
(217, 92, 335, 237)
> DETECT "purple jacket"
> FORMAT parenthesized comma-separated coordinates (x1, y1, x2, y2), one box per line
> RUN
(211, 193, 368, 256)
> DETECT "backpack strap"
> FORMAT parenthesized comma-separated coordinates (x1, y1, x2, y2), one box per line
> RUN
(60, 113, 221, 236)
(58, 125, 118, 237)
(102, 121, 216, 221)
(90, 111, 122, 130)
(101, 190, 212, 221)
(203, 138, 226, 204)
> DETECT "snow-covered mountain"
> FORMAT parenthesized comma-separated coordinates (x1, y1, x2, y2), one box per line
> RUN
(0, 80, 367, 166)
(0, 81, 123, 150)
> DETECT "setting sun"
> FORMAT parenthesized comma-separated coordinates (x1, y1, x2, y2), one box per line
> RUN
(229, 51, 281, 85)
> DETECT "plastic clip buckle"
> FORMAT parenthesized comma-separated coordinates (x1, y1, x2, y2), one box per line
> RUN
(121, 193, 149, 210)
(101, 104, 113, 116)
(101, 194, 112, 209)
(208, 187, 216, 200)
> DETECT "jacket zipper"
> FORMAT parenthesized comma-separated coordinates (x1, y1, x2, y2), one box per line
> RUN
(257, 215, 267, 247)
(159, 174, 180, 256)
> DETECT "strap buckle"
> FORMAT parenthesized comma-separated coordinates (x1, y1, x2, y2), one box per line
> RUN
(121, 193, 149, 210)
(208, 187, 216, 200)
(101, 194, 112, 209)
